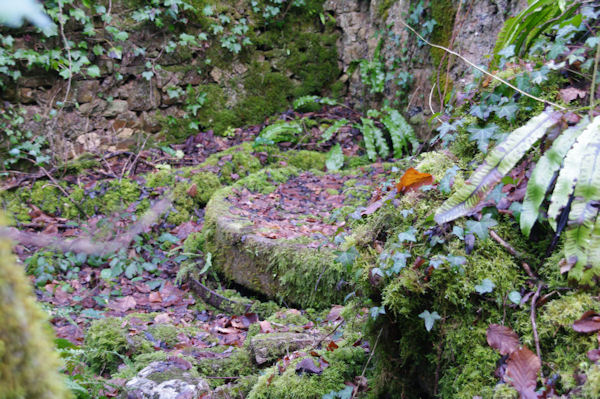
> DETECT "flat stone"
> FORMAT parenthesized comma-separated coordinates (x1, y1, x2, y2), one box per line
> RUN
(105, 99, 129, 117)
(75, 80, 100, 103)
(127, 80, 161, 111)
(249, 332, 323, 365)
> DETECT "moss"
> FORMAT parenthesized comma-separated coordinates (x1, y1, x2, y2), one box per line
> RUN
(194, 347, 255, 388)
(61, 153, 100, 175)
(87, 179, 141, 215)
(147, 324, 180, 348)
(146, 170, 176, 188)
(183, 232, 205, 254)
(247, 346, 365, 399)
(429, 0, 457, 96)
(267, 309, 310, 326)
(285, 150, 326, 171)
(169, 182, 194, 224)
(84, 317, 134, 374)
(0, 233, 72, 399)
(190, 171, 222, 204)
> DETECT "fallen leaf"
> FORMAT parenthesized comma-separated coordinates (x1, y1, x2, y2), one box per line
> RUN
(573, 311, 600, 333)
(109, 296, 137, 312)
(187, 183, 198, 197)
(487, 324, 521, 355)
(295, 357, 322, 375)
(588, 349, 600, 363)
(259, 320, 275, 333)
(396, 167, 433, 193)
(327, 341, 339, 351)
(559, 87, 586, 103)
(154, 313, 171, 324)
(505, 346, 541, 399)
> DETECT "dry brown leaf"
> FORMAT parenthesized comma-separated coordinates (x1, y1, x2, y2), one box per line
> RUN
(506, 346, 540, 398)
(573, 310, 600, 333)
(487, 324, 521, 355)
(559, 87, 586, 103)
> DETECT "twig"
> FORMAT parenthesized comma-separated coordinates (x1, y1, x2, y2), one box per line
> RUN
(37, 163, 88, 219)
(0, 196, 172, 255)
(489, 230, 537, 279)
(124, 135, 149, 177)
(531, 281, 543, 377)
(351, 328, 383, 399)
(489, 230, 522, 258)
(590, 40, 600, 119)
(397, 18, 567, 111)
(309, 318, 345, 351)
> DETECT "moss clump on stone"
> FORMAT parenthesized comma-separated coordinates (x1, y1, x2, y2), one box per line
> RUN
(195, 347, 255, 388)
(146, 170, 176, 188)
(0, 233, 72, 399)
(247, 345, 365, 399)
(190, 171, 223, 205)
(84, 317, 137, 373)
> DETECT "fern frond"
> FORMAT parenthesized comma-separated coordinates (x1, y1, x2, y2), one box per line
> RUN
(360, 118, 389, 160)
(320, 119, 349, 143)
(256, 120, 303, 144)
(359, 118, 377, 161)
(435, 110, 560, 224)
(581, 214, 600, 283)
(548, 117, 600, 230)
(380, 107, 419, 157)
(520, 119, 587, 236)
(564, 133, 600, 283)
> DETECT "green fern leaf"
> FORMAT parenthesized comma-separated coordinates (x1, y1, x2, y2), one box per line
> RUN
(320, 119, 349, 143)
(548, 117, 600, 231)
(359, 118, 377, 161)
(360, 118, 389, 160)
(563, 132, 600, 283)
(520, 118, 588, 236)
(256, 120, 303, 144)
(435, 110, 560, 225)
(380, 107, 419, 157)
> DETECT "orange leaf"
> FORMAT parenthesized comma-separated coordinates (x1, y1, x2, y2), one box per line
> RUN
(396, 168, 433, 194)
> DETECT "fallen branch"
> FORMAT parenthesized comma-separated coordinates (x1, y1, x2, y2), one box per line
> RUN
(490, 230, 537, 279)
(530, 281, 544, 377)
(0, 196, 172, 255)
(188, 277, 253, 314)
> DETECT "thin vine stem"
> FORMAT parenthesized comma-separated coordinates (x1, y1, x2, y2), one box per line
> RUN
(397, 18, 568, 111)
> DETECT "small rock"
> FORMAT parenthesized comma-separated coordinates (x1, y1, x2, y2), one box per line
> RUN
(75, 80, 100, 103)
(105, 99, 129, 117)
(124, 361, 210, 399)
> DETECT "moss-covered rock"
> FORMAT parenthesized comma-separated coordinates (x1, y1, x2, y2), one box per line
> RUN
(0, 232, 71, 398)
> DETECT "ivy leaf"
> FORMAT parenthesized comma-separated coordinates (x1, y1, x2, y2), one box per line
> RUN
(475, 278, 495, 294)
(142, 71, 154, 81)
(326, 144, 344, 171)
(452, 225, 464, 240)
(508, 291, 522, 304)
(468, 124, 500, 153)
(86, 65, 100, 78)
(497, 102, 519, 121)
(439, 165, 459, 194)
(125, 263, 138, 279)
(466, 213, 497, 241)
(370, 306, 386, 320)
(389, 251, 411, 274)
(335, 247, 358, 272)
(419, 310, 441, 332)
(498, 44, 516, 59)
(397, 227, 417, 243)
(469, 104, 491, 120)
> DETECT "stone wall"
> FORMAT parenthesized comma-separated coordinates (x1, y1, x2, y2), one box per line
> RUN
(325, 0, 527, 135)
(0, 1, 341, 161)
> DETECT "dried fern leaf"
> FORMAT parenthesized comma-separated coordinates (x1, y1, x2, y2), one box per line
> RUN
(520, 119, 587, 236)
(380, 107, 419, 157)
(435, 110, 560, 225)
(548, 117, 600, 231)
